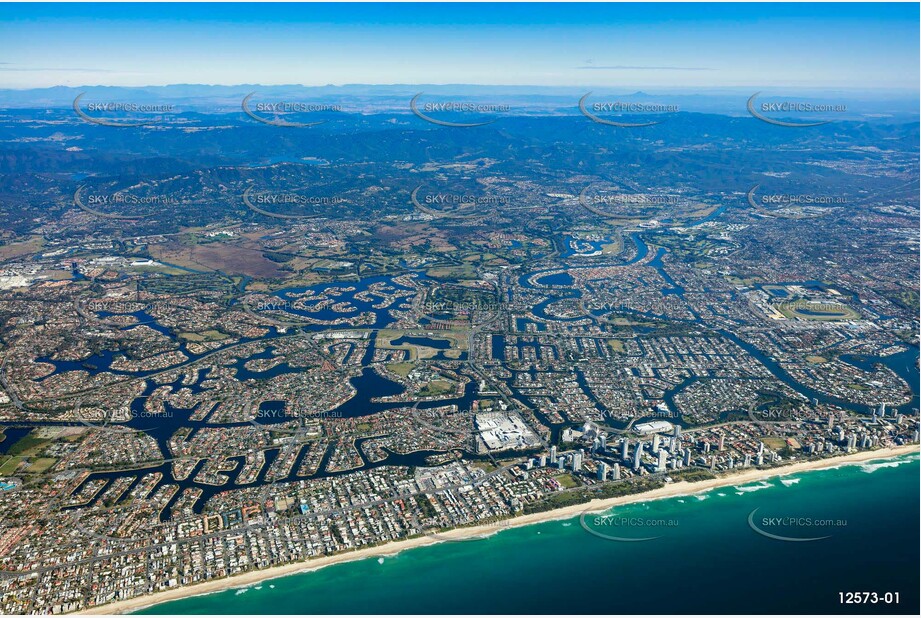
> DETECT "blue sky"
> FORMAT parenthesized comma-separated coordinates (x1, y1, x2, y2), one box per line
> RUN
(0, 3, 917, 90)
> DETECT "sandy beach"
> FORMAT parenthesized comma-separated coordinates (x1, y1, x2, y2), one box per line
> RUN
(79, 444, 919, 615)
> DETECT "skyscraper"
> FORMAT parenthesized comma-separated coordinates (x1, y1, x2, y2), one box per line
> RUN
(597, 462, 607, 480)
(633, 441, 643, 470)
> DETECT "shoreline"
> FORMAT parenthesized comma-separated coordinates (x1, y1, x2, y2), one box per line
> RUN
(79, 444, 920, 615)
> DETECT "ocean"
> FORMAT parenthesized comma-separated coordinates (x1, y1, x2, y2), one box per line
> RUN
(138, 454, 920, 615)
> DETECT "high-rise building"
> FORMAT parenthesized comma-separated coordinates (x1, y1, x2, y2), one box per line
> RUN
(550, 445, 557, 463)
(827, 413, 834, 430)
(718, 434, 725, 451)
(673, 424, 682, 439)
(744, 453, 752, 467)
(599, 433, 607, 451)
(657, 449, 667, 472)
(572, 450, 583, 472)
(652, 434, 660, 454)
(683, 448, 691, 467)
(597, 462, 607, 481)
(621, 439, 629, 462)
(878, 403, 886, 417)
(612, 463, 621, 480)
(557, 456, 566, 470)
(633, 441, 643, 470)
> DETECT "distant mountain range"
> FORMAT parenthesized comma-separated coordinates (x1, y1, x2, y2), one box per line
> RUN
(0, 84, 917, 121)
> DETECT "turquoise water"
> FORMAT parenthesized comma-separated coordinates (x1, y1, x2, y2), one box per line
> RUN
(139, 454, 920, 615)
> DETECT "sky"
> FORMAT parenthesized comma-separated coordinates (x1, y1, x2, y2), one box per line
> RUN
(0, 2, 918, 90)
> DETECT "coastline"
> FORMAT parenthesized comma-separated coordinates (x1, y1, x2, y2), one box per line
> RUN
(79, 444, 920, 615)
